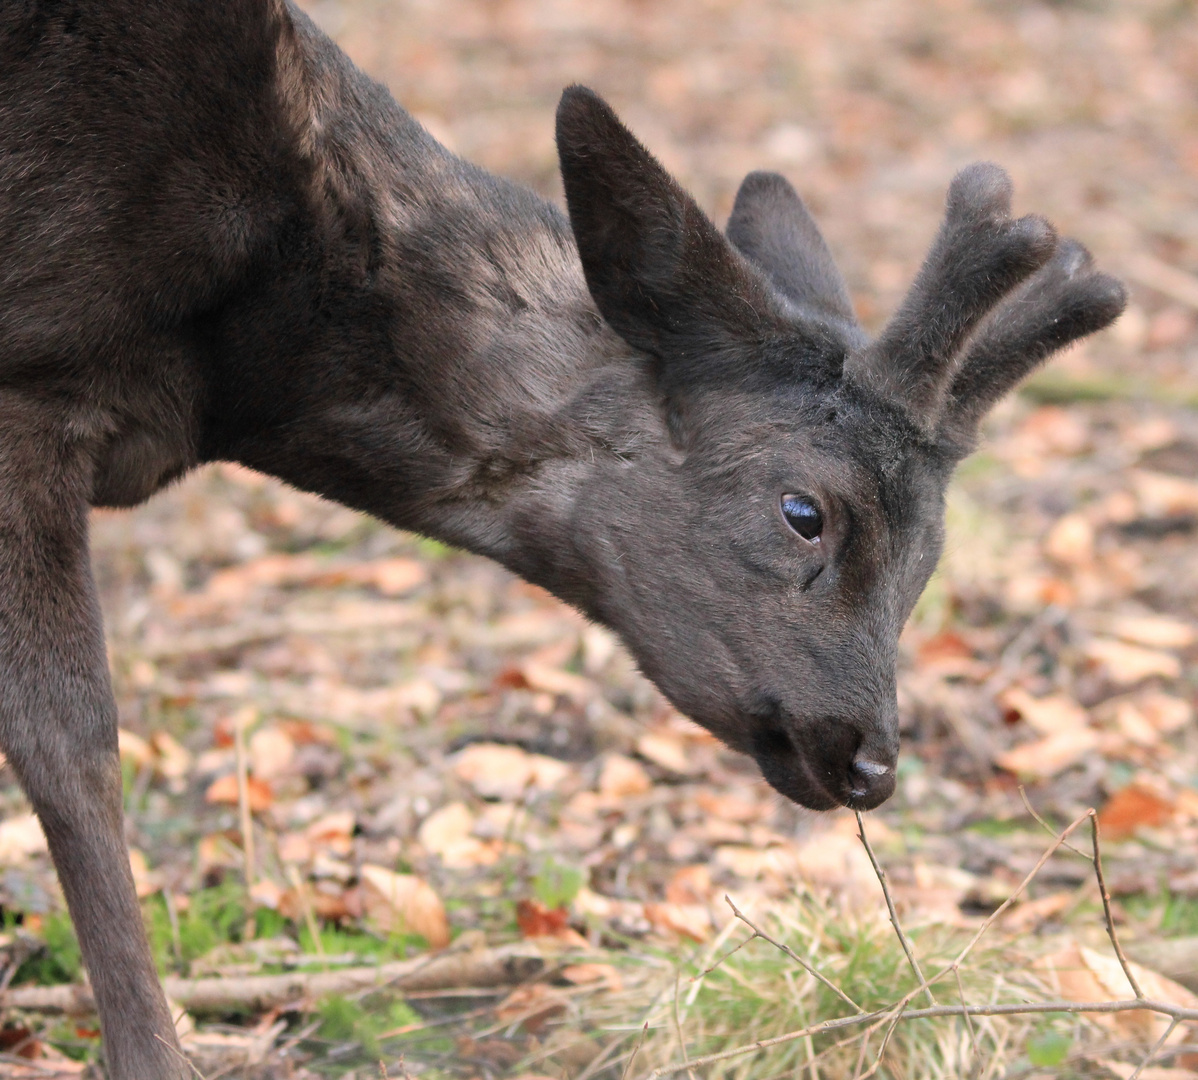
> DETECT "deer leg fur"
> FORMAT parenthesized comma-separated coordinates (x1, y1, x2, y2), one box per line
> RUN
(0, 397, 188, 1080)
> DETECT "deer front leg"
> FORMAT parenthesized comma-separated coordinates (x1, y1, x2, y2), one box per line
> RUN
(0, 400, 189, 1080)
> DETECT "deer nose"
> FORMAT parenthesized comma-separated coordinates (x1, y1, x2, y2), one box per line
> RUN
(845, 755, 896, 810)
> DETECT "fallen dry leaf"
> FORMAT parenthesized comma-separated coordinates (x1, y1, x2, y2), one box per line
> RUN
(695, 788, 766, 823)
(1000, 891, 1072, 933)
(316, 556, 427, 596)
(1105, 614, 1196, 650)
(249, 879, 284, 910)
(995, 727, 1100, 779)
(278, 886, 356, 924)
(1114, 699, 1166, 747)
(418, 801, 473, 852)
(644, 901, 711, 942)
(521, 660, 594, 702)
(665, 864, 714, 906)
(359, 864, 450, 948)
(635, 730, 692, 774)
(117, 728, 153, 768)
(598, 753, 652, 798)
(1044, 513, 1095, 567)
(204, 773, 273, 813)
(452, 742, 571, 800)
(0, 1024, 41, 1060)
(306, 810, 355, 857)
(1132, 469, 1198, 517)
(418, 802, 500, 868)
(149, 731, 192, 780)
(1000, 688, 1090, 735)
(1037, 941, 1198, 1043)
(515, 898, 586, 945)
(1098, 784, 1176, 840)
(1137, 691, 1194, 734)
(248, 725, 296, 781)
(196, 832, 242, 876)
(127, 849, 162, 899)
(715, 844, 803, 882)
(0, 815, 47, 864)
(1086, 638, 1182, 684)
(494, 983, 569, 1034)
(276, 719, 338, 745)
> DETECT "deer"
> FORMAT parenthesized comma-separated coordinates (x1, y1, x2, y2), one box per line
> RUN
(0, 0, 1125, 1076)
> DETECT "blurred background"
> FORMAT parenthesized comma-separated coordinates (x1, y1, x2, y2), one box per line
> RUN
(300, 0, 1197, 388)
(4, 1, 1198, 1077)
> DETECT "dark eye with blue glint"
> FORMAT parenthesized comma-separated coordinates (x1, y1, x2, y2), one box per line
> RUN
(781, 494, 823, 542)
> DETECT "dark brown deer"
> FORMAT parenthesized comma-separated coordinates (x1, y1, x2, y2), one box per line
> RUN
(0, 1, 1124, 1075)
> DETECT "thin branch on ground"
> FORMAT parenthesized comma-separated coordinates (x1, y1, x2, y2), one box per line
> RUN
(154, 1033, 207, 1080)
(855, 812, 935, 1006)
(0, 943, 545, 1016)
(622, 1022, 650, 1080)
(641, 997, 1198, 1078)
(671, 972, 696, 1080)
(648, 805, 1196, 1078)
(1018, 785, 1091, 860)
(725, 896, 863, 1013)
(1089, 809, 1144, 999)
(1128, 1017, 1180, 1080)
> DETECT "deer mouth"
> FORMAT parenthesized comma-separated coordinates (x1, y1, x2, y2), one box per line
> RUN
(750, 712, 896, 811)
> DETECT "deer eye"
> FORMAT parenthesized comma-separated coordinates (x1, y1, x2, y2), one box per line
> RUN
(781, 494, 823, 542)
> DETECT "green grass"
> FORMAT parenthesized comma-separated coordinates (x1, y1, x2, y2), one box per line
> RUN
(13, 910, 82, 986)
(1123, 889, 1198, 937)
(588, 897, 1051, 1080)
(1019, 369, 1198, 409)
(143, 881, 430, 978)
(316, 994, 421, 1054)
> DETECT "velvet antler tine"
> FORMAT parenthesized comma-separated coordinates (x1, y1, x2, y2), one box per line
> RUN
(939, 238, 1127, 445)
(849, 163, 1057, 423)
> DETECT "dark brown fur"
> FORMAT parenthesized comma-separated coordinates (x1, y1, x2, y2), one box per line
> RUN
(0, 2, 1124, 1075)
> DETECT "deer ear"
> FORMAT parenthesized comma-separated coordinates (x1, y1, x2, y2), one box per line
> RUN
(555, 86, 785, 388)
(726, 171, 862, 340)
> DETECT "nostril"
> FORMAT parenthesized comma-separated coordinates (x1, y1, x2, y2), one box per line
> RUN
(847, 756, 896, 809)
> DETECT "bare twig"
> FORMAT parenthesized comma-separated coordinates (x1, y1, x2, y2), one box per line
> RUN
(941, 809, 1092, 978)
(1018, 786, 1091, 860)
(671, 973, 696, 1080)
(683, 914, 741, 1008)
(1090, 809, 1144, 999)
(234, 707, 256, 907)
(1, 943, 544, 1016)
(641, 997, 1198, 1077)
(622, 1022, 650, 1080)
(1128, 1018, 1180, 1080)
(726, 896, 863, 1013)
(653, 806, 1189, 1079)
(153, 1033, 207, 1080)
(286, 864, 326, 966)
(954, 965, 981, 1080)
(855, 812, 934, 1006)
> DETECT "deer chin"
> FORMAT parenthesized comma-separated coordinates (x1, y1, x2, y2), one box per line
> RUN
(751, 711, 897, 812)
(751, 719, 842, 811)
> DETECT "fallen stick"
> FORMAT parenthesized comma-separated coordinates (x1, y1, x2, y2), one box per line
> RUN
(1, 942, 544, 1017)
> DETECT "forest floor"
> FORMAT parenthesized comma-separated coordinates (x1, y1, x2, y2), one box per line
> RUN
(0, 0, 1197, 1077)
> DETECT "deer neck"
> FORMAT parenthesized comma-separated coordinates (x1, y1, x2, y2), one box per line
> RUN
(217, 103, 653, 572)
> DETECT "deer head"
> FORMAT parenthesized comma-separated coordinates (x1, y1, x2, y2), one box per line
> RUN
(544, 87, 1124, 811)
